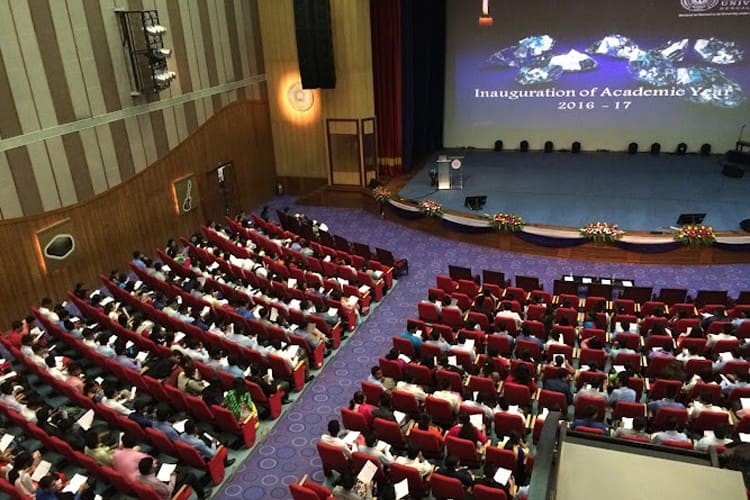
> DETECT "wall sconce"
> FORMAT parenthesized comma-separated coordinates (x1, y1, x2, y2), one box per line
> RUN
(287, 82, 314, 112)
(479, 0, 493, 26)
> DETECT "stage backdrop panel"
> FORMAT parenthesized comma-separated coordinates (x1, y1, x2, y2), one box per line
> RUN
(444, 0, 750, 153)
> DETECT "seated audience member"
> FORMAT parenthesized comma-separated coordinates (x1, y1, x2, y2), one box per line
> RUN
(570, 405, 608, 435)
(395, 373, 428, 402)
(503, 430, 532, 484)
(129, 399, 154, 428)
(64, 362, 85, 393)
(504, 363, 537, 393)
(13, 451, 42, 496)
(349, 391, 375, 428)
(152, 404, 181, 440)
(474, 462, 517, 497)
(371, 393, 397, 423)
(221, 378, 259, 425)
(720, 370, 750, 395)
(84, 430, 115, 466)
(320, 419, 352, 459)
(574, 380, 607, 404)
(366, 366, 393, 391)
(607, 376, 636, 406)
(447, 412, 488, 449)
(112, 434, 149, 481)
(647, 385, 685, 415)
(608, 338, 636, 361)
(177, 362, 206, 397)
(614, 416, 649, 440)
(651, 417, 689, 445)
(394, 445, 433, 477)
(416, 413, 445, 443)
(0, 381, 39, 423)
(136, 456, 208, 500)
(399, 323, 423, 353)
(695, 423, 733, 452)
(331, 469, 373, 500)
(542, 368, 574, 405)
(101, 384, 134, 416)
(357, 431, 393, 467)
(52, 417, 86, 451)
(424, 330, 451, 353)
(432, 379, 463, 413)
(688, 392, 728, 421)
(436, 454, 474, 490)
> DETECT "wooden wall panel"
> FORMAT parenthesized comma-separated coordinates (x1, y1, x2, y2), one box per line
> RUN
(258, 0, 374, 183)
(0, 99, 276, 327)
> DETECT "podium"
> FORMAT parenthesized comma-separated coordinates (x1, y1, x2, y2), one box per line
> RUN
(435, 155, 463, 190)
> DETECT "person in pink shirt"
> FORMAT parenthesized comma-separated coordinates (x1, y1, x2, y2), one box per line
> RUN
(112, 434, 149, 482)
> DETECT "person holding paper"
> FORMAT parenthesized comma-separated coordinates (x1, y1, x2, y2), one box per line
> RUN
(319, 419, 353, 459)
(178, 420, 218, 459)
(357, 432, 393, 467)
(447, 412, 488, 447)
(101, 385, 134, 416)
(152, 404, 181, 440)
(433, 379, 463, 413)
(543, 369, 574, 405)
(570, 406, 609, 436)
(614, 415, 649, 439)
(136, 457, 177, 500)
(688, 392, 729, 421)
(222, 378, 259, 427)
(331, 469, 373, 499)
(436, 455, 474, 490)
(650, 417, 689, 445)
(475, 462, 517, 497)
(395, 373, 428, 402)
(348, 391, 376, 428)
(84, 431, 115, 466)
(12, 451, 42, 496)
(398, 324, 423, 353)
(607, 376, 636, 406)
(424, 330, 452, 353)
(0, 381, 38, 423)
(177, 362, 206, 397)
(371, 393, 398, 423)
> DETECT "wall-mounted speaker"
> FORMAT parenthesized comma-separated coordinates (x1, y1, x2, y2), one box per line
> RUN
(520, 140, 529, 152)
(293, 0, 336, 89)
(544, 141, 554, 153)
(494, 140, 503, 152)
(628, 142, 638, 154)
(571, 141, 581, 154)
(650, 143, 661, 155)
(676, 143, 687, 155)
(700, 143, 711, 156)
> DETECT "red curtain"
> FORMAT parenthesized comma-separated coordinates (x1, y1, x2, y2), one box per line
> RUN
(370, 0, 403, 176)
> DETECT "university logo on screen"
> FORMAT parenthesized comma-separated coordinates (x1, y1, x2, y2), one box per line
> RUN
(681, 0, 719, 11)
(680, 0, 750, 15)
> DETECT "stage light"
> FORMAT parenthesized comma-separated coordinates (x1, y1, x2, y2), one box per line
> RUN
(478, 0, 493, 26)
(700, 143, 711, 156)
(650, 143, 660, 155)
(494, 140, 503, 152)
(571, 141, 581, 154)
(520, 140, 529, 152)
(544, 141, 554, 153)
(676, 143, 687, 155)
(628, 142, 638, 154)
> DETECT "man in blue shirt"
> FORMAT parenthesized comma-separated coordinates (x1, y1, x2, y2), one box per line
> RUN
(570, 405, 609, 435)
(543, 368, 574, 404)
(178, 419, 217, 459)
(152, 404, 181, 440)
(399, 324, 423, 354)
(647, 385, 685, 415)
(607, 377, 637, 406)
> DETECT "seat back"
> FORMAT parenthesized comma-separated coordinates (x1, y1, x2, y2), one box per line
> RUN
(361, 381, 385, 406)
(493, 412, 526, 438)
(537, 389, 568, 412)
(445, 435, 480, 468)
(485, 446, 518, 474)
(575, 425, 606, 435)
(145, 426, 178, 455)
(425, 396, 456, 428)
(652, 407, 688, 431)
(388, 462, 429, 498)
(502, 382, 532, 407)
(690, 410, 729, 433)
(392, 336, 416, 359)
(407, 427, 444, 459)
(435, 369, 464, 393)
(473, 484, 508, 500)
(373, 418, 407, 449)
(316, 441, 351, 476)
(574, 396, 606, 421)
(391, 390, 421, 417)
(430, 472, 466, 500)
(351, 452, 384, 482)
(612, 402, 646, 420)
(341, 407, 370, 433)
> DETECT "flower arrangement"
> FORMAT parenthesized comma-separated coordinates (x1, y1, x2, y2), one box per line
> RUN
(674, 225, 716, 246)
(418, 199, 444, 217)
(372, 186, 392, 203)
(579, 222, 625, 243)
(490, 212, 525, 232)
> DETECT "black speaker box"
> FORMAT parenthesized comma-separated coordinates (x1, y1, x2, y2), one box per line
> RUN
(494, 140, 503, 152)
(722, 163, 745, 178)
(293, 0, 336, 89)
(464, 195, 487, 211)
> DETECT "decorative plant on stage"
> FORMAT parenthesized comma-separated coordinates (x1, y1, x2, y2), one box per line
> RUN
(579, 222, 625, 244)
(418, 199, 444, 217)
(490, 212, 525, 232)
(674, 225, 716, 247)
(372, 186, 392, 203)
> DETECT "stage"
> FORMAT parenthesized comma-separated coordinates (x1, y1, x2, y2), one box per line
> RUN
(397, 150, 749, 232)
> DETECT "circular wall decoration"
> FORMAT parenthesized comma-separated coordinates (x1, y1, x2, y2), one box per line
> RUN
(287, 82, 314, 112)
(450, 158, 462, 169)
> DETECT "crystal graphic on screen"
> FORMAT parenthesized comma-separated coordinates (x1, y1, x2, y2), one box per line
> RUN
(486, 35, 555, 68)
(516, 62, 564, 85)
(694, 38, 744, 65)
(657, 39, 689, 62)
(627, 50, 677, 87)
(549, 50, 597, 72)
(586, 34, 640, 59)
(676, 66, 745, 108)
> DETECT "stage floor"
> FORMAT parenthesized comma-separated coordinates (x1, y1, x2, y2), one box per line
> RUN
(397, 150, 749, 232)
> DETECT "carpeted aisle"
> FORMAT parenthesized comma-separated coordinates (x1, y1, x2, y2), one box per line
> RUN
(215, 196, 750, 499)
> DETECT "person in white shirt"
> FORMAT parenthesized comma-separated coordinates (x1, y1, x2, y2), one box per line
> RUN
(357, 432, 393, 467)
(395, 374, 428, 402)
(706, 325, 738, 348)
(394, 445, 433, 477)
(496, 302, 522, 329)
(101, 385, 133, 416)
(694, 423, 733, 452)
(44, 356, 67, 381)
(39, 298, 60, 323)
(688, 392, 728, 421)
(432, 379, 463, 413)
(319, 419, 352, 459)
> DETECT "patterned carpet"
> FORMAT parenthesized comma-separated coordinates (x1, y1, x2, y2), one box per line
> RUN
(216, 195, 750, 499)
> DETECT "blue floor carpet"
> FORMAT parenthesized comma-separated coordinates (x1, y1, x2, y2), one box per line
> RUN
(397, 150, 750, 231)
(215, 195, 750, 499)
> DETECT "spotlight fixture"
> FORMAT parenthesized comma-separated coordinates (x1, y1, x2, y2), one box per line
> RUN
(676, 142, 687, 155)
(544, 141, 554, 153)
(700, 143, 711, 156)
(145, 24, 167, 35)
(650, 142, 661, 155)
(154, 71, 176, 83)
(494, 140, 503, 152)
(628, 142, 638, 154)
(520, 140, 529, 152)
